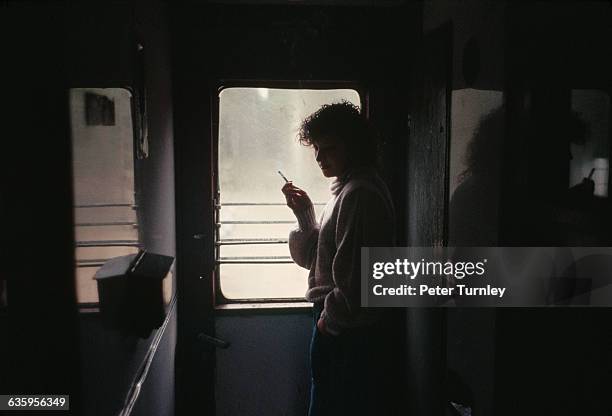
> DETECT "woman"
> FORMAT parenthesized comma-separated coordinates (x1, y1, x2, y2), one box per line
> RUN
(281, 101, 399, 416)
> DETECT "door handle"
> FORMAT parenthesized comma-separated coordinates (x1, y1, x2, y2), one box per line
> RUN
(197, 332, 230, 349)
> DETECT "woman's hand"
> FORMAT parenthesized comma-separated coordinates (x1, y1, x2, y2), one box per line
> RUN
(316, 316, 328, 335)
(281, 182, 313, 212)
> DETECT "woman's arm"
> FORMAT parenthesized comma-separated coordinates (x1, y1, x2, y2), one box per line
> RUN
(288, 205, 319, 269)
(282, 182, 319, 269)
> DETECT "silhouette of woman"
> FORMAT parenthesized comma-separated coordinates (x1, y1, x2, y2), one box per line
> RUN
(281, 101, 398, 416)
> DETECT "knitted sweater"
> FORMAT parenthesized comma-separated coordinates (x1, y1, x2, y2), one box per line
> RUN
(288, 167, 396, 334)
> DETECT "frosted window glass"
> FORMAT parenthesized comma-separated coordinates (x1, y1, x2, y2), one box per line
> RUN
(70, 88, 135, 206)
(220, 264, 309, 300)
(218, 88, 360, 300)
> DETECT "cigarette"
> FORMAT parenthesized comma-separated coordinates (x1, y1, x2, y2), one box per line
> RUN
(277, 170, 289, 183)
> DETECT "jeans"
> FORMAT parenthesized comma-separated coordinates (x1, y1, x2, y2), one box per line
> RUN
(308, 304, 401, 416)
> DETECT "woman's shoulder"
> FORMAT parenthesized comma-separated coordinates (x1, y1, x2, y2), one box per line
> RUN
(343, 169, 389, 194)
(339, 169, 393, 208)
(335, 173, 395, 223)
(343, 178, 378, 195)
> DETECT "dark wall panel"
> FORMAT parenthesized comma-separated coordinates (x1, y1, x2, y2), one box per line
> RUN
(2, 4, 80, 412)
(405, 23, 452, 416)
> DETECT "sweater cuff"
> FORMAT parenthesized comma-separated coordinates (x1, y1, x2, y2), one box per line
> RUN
(294, 204, 317, 231)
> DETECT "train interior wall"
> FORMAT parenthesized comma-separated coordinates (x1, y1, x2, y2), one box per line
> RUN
(3, 2, 176, 416)
(1, 1, 611, 416)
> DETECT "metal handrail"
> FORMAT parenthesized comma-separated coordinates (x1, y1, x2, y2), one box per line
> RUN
(213, 202, 313, 265)
(76, 240, 141, 247)
(217, 202, 325, 207)
(220, 256, 291, 261)
(75, 203, 137, 208)
(217, 238, 288, 245)
(76, 261, 106, 268)
(76, 222, 138, 227)
(118, 295, 177, 416)
(218, 220, 295, 224)
(217, 260, 294, 264)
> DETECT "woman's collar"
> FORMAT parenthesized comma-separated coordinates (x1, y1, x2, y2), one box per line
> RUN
(330, 166, 376, 196)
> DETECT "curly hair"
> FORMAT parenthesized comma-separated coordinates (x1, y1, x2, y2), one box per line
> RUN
(297, 100, 380, 167)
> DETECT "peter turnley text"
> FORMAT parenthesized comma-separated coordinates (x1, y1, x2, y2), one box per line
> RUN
(370, 258, 507, 299)
(372, 284, 507, 298)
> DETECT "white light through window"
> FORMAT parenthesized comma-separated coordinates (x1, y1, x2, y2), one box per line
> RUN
(217, 87, 361, 300)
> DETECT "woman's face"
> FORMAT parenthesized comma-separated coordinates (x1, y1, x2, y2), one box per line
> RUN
(313, 136, 349, 178)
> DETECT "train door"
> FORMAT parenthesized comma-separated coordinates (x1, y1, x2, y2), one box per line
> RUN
(170, 3, 420, 414)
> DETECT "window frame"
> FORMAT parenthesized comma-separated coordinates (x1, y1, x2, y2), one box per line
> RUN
(212, 79, 368, 306)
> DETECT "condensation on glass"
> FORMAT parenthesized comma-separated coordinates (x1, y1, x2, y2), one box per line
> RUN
(217, 87, 361, 300)
(69, 88, 140, 304)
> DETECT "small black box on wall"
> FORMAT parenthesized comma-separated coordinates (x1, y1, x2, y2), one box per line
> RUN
(94, 250, 174, 338)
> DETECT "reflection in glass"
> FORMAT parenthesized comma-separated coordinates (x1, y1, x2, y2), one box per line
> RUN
(448, 89, 504, 246)
(569, 90, 610, 197)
